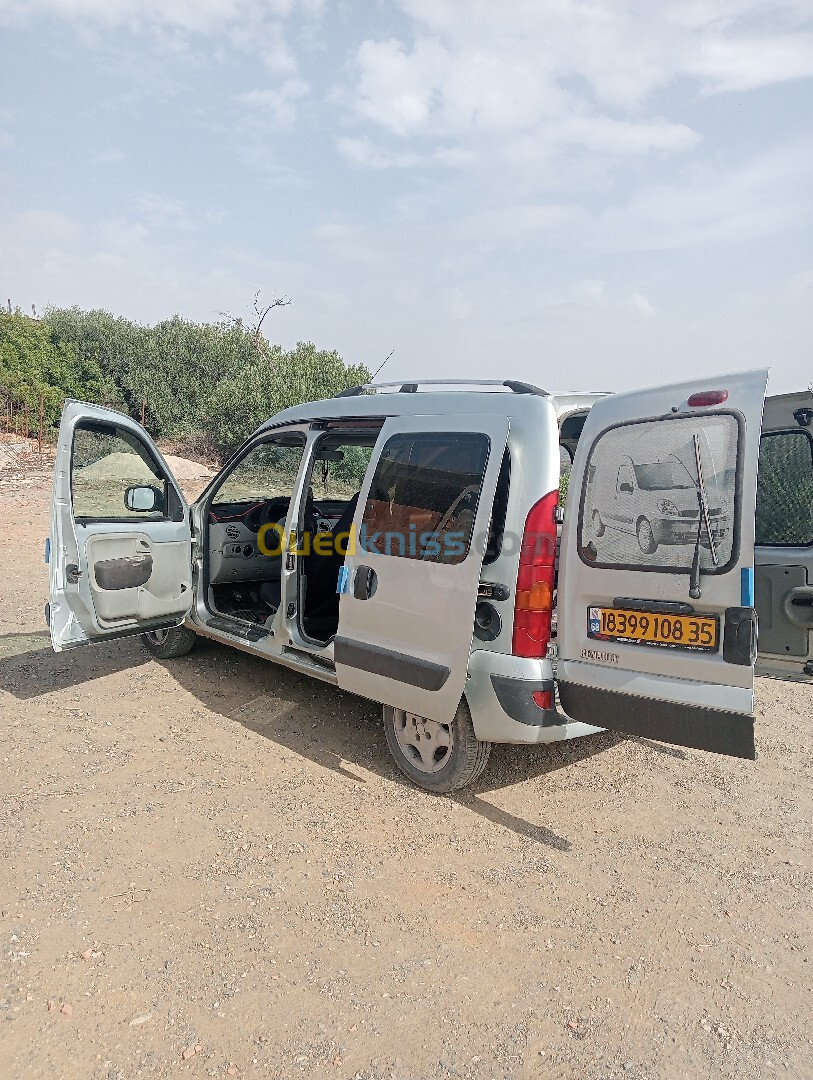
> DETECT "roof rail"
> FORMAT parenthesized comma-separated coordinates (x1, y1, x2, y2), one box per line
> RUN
(334, 379, 549, 398)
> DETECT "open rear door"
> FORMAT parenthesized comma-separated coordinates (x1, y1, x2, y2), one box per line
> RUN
(557, 370, 768, 759)
(49, 401, 193, 651)
(754, 390, 813, 682)
(335, 414, 510, 723)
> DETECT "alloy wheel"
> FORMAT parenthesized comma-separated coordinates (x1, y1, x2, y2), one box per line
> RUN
(392, 709, 454, 774)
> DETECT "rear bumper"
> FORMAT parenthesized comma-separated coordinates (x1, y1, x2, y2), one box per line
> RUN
(465, 649, 604, 745)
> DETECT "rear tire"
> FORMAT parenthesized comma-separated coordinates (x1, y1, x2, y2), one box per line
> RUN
(141, 625, 198, 659)
(383, 698, 491, 794)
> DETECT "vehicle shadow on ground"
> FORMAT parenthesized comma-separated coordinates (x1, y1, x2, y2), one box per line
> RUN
(161, 640, 633, 851)
(0, 631, 150, 698)
(0, 633, 638, 850)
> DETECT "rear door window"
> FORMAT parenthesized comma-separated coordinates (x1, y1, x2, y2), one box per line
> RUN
(756, 431, 813, 546)
(360, 432, 490, 564)
(579, 412, 740, 573)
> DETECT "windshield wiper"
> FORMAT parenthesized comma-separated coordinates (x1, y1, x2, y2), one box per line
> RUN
(689, 432, 719, 600)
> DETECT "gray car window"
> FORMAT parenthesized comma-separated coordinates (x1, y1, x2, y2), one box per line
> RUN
(361, 432, 490, 564)
(72, 424, 167, 521)
(756, 431, 813, 547)
(580, 413, 740, 574)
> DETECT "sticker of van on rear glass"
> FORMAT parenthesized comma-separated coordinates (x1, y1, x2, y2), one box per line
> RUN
(579, 414, 739, 574)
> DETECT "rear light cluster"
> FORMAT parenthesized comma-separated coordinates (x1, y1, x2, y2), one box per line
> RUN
(512, 490, 558, 659)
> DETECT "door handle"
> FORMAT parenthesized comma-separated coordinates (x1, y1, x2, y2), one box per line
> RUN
(786, 586, 813, 627)
(354, 565, 377, 600)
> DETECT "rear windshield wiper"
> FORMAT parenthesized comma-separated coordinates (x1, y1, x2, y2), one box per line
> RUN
(689, 432, 719, 600)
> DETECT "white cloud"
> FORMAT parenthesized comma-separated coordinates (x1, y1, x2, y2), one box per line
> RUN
(625, 291, 657, 319)
(132, 195, 197, 232)
(689, 31, 813, 92)
(336, 135, 473, 169)
(236, 78, 310, 129)
(0, 0, 324, 73)
(435, 140, 813, 258)
(545, 279, 609, 311)
(343, 1, 813, 176)
(0, 0, 322, 34)
(586, 141, 813, 253)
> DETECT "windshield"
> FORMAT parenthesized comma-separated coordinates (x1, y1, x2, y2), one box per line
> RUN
(633, 461, 695, 491)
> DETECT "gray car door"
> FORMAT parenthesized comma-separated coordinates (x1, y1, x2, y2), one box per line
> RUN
(557, 370, 768, 759)
(49, 401, 193, 651)
(334, 414, 510, 722)
(754, 390, 813, 682)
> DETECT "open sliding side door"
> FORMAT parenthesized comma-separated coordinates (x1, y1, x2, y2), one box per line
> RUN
(334, 414, 510, 723)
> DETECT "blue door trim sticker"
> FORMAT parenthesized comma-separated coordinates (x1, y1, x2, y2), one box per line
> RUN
(741, 567, 754, 607)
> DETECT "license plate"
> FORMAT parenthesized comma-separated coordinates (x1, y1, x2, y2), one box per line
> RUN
(587, 606, 719, 651)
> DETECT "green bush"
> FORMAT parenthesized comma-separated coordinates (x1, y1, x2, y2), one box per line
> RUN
(205, 341, 371, 452)
(44, 307, 259, 439)
(0, 311, 115, 435)
(3, 305, 369, 455)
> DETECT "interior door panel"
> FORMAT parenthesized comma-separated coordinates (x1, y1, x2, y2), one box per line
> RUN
(86, 533, 191, 624)
(49, 401, 193, 651)
(754, 390, 813, 680)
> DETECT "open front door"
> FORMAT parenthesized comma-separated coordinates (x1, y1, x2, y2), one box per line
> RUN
(557, 370, 768, 759)
(49, 401, 193, 652)
(334, 414, 510, 722)
(754, 390, 813, 682)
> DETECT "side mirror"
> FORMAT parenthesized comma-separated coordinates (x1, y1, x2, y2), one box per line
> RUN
(620, 483, 633, 494)
(124, 484, 163, 513)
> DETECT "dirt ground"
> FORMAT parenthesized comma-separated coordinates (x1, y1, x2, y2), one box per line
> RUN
(0, 473, 811, 1080)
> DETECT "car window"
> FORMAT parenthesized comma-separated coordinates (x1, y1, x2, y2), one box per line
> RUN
(361, 432, 490, 564)
(309, 443, 375, 502)
(580, 413, 740, 573)
(213, 440, 305, 505)
(756, 431, 813, 546)
(72, 424, 168, 521)
(616, 464, 634, 493)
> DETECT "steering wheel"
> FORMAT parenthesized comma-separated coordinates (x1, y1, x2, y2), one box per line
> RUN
(259, 498, 289, 527)
(243, 497, 290, 532)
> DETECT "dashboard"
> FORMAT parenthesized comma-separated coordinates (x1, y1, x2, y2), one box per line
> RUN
(207, 497, 348, 584)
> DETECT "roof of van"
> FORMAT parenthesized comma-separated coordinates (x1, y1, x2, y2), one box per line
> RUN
(259, 382, 608, 433)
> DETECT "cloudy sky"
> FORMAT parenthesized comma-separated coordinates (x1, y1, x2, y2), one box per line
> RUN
(1, 0, 811, 393)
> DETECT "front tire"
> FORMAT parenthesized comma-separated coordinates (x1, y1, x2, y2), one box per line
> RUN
(141, 624, 198, 658)
(383, 699, 491, 793)
(637, 516, 658, 554)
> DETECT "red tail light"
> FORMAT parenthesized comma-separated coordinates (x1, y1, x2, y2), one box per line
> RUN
(512, 491, 558, 658)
